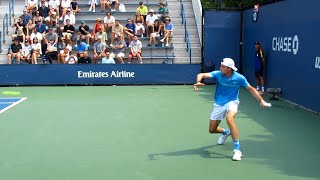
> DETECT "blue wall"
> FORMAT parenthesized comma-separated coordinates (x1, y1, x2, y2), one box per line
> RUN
(242, 0, 320, 112)
(0, 64, 201, 85)
(204, 11, 241, 70)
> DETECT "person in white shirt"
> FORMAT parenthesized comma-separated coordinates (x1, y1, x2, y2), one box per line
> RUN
(103, 11, 115, 33)
(27, 0, 38, 14)
(65, 51, 78, 64)
(21, 40, 32, 63)
(49, 0, 60, 17)
(60, 0, 72, 20)
(145, 9, 158, 37)
(31, 37, 42, 64)
(63, 9, 76, 25)
(101, 52, 115, 64)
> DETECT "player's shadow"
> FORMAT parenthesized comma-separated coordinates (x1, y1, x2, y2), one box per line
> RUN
(148, 145, 230, 160)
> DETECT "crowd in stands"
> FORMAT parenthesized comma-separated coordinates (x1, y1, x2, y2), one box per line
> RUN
(7, 0, 174, 64)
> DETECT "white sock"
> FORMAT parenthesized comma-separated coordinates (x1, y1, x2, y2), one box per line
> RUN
(256, 86, 260, 91)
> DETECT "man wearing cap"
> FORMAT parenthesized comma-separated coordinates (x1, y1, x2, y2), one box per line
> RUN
(146, 9, 158, 37)
(254, 41, 265, 93)
(136, 1, 148, 22)
(193, 58, 270, 161)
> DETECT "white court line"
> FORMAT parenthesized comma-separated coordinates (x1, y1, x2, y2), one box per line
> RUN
(0, 97, 27, 114)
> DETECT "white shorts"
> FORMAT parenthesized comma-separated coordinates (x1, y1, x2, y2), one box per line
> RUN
(210, 100, 239, 121)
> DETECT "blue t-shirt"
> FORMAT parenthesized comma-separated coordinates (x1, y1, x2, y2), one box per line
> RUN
(76, 42, 88, 53)
(209, 71, 250, 105)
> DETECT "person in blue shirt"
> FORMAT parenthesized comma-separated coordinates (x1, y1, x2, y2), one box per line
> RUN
(254, 41, 265, 93)
(76, 40, 88, 57)
(194, 58, 270, 161)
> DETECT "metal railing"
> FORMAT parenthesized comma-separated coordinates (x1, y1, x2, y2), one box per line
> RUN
(0, 31, 2, 53)
(3, 13, 9, 44)
(9, 0, 15, 25)
(180, 0, 192, 63)
(191, 0, 202, 43)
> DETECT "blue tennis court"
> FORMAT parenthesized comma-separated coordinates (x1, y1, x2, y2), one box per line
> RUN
(0, 97, 27, 113)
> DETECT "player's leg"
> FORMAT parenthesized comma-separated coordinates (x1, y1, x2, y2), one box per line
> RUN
(209, 104, 231, 145)
(225, 100, 242, 161)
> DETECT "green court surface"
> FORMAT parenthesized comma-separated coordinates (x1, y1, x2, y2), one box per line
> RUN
(0, 85, 319, 180)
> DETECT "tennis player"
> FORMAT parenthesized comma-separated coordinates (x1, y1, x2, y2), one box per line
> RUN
(194, 58, 269, 161)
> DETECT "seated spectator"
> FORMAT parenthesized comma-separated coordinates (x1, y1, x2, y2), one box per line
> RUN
(7, 38, 22, 64)
(160, 12, 171, 23)
(30, 28, 43, 43)
(78, 51, 92, 63)
(124, 18, 135, 46)
(111, 34, 126, 63)
(11, 17, 24, 34)
(88, 0, 98, 12)
(134, 10, 144, 25)
(160, 18, 173, 47)
(65, 51, 78, 64)
(60, 19, 75, 42)
(135, 20, 145, 38)
(70, 0, 80, 15)
(35, 20, 47, 35)
(57, 39, 72, 63)
(77, 21, 91, 47)
(128, 34, 142, 64)
(136, 1, 148, 23)
(31, 37, 42, 64)
(12, 27, 26, 44)
(146, 9, 158, 37)
(33, 11, 44, 24)
(26, 0, 38, 16)
(63, 9, 76, 26)
(60, 0, 71, 20)
(101, 52, 115, 64)
(46, 12, 59, 31)
(105, 0, 119, 12)
(48, 0, 60, 17)
(93, 37, 107, 63)
(76, 40, 88, 57)
(25, 19, 35, 40)
(158, 2, 168, 15)
(38, 0, 50, 19)
(22, 9, 32, 27)
(147, 19, 163, 46)
(21, 40, 32, 63)
(45, 39, 58, 64)
(92, 18, 104, 41)
(95, 26, 108, 45)
(103, 12, 115, 34)
(110, 20, 123, 46)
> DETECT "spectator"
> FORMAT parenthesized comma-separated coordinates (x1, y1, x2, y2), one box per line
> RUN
(105, 0, 119, 12)
(27, 0, 38, 16)
(35, 20, 46, 35)
(65, 51, 78, 64)
(89, 0, 98, 12)
(134, 10, 144, 25)
(12, 27, 26, 44)
(135, 20, 145, 38)
(20, 40, 32, 63)
(147, 19, 163, 46)
(93, 37, 107, 63)
(12, 17, 24, 34)
(70, 0, 80, 15)
(57, 39, 72, 63)
(124, 18, 135, 46)
(77, 21, 91, 47)
(92, 18, 104, 41)
(78, 51, 92, 63)
(160, 12, 171, 23)
(110, 20, 123, 46)
(30, 27, 43, 43)
(38, 0, 50, 19)
(46, 11, 59, 31)
(111, 34, 126, 63)
(48, 0, 60, 17)
(136, 1, 148, 22)
(25, 19, 35, 40)
(22, 9, 33, 27)
(128, 34, 142, 64)
(101, 52, 115, 64)
(31, 37, 42, 64)
(95, 26, 108, 44)
(63, 9, 76, 26)
(160, 18, 173, 47)
(145, 9, 158, 37)
(103, 12, 115, 34)
(158, 2, 168, 15)
(61, 19, 75, 42)
(45, 39, 58, 64)
(76, 40, 88, 57)
(60, 0, 71, 20)
(33, 11, 44, 25)
(7, 38, 22, 64)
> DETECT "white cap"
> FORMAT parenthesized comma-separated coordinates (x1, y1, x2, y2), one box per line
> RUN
(221, 58, 238, 71)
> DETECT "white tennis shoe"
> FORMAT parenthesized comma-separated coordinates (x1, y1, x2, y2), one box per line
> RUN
(232, 150, 242, 161)
(218, 132, 230, 145)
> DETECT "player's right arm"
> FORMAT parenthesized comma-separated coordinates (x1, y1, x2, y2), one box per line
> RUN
(194, 73, 213, 90)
